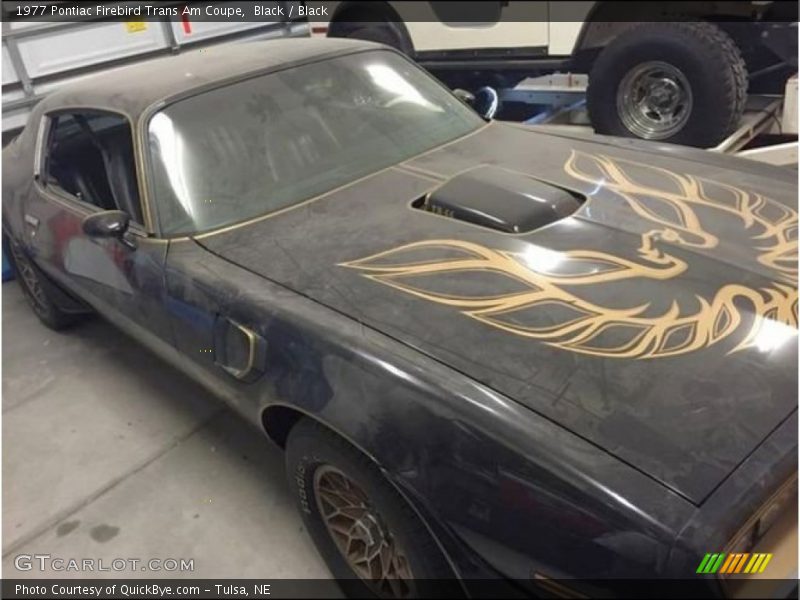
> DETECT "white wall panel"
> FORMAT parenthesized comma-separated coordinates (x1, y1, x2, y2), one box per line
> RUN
(2, 44, 20, 85)
(16, 21, 168, 77)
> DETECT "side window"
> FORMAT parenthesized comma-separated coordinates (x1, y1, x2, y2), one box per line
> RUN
(43, 111, 144, 224)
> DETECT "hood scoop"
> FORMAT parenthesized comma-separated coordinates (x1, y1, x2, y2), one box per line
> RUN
(414, 165, 583, 234)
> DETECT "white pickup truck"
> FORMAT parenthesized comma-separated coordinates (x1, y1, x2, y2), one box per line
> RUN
(309, 0, 797, 147)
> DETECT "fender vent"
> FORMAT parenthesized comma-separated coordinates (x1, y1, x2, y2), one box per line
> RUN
(213, 317, 267, 382)
(414, 165, 583, 234)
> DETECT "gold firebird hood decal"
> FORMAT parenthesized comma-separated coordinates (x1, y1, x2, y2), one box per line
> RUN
(341, 151, 798, 359)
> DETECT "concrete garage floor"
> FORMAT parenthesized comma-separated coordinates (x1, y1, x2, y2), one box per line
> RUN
(2, 282, 330, 580)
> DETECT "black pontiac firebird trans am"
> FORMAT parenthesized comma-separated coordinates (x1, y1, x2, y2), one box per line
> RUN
(2, 38, 797, 598)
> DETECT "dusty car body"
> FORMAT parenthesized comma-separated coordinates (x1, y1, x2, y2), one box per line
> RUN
(2, 38, 797, 596)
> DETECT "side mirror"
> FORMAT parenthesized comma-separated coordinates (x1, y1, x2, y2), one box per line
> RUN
(453, 87, 499, 120)
(82, 210, 130, 240)
(473, 86, 499, 120)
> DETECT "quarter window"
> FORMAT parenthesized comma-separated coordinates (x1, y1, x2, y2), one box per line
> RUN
(43, 111, 143, 224)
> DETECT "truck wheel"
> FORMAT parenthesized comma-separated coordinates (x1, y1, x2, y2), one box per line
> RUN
(345, 24, 407, 53)
(286, 418, 460, 598)
(3, 233, 77, 330)
(587, 22, 747, 147)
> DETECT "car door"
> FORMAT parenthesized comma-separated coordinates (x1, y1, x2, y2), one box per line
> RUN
(23, 108, 174, 344)
(400, 2, 548, 52)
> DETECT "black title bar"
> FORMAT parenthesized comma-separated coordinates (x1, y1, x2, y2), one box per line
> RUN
(2, 1, 797, 23)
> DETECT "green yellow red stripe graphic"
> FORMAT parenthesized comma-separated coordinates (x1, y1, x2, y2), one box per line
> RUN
(696, 553, 773, 574)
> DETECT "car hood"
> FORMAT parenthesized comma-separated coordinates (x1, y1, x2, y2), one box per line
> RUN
(197, 122, 798, 504)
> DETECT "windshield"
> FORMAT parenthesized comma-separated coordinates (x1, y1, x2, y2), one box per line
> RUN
(147, 50, 483, 235)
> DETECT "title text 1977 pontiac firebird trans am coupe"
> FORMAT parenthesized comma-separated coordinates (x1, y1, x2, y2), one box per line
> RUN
(2, 38, 797, 598)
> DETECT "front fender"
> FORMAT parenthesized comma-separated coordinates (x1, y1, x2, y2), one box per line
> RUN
(167, 242, 698, 589)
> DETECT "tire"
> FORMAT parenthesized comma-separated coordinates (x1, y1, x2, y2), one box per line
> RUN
(3, 233, 77, 330)
(345, 25, 406, 53)
(587, 22, 747, 147)
(286, 418, 460, 598)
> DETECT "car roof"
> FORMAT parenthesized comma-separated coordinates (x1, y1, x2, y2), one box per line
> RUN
(36, 37, 378, 119)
